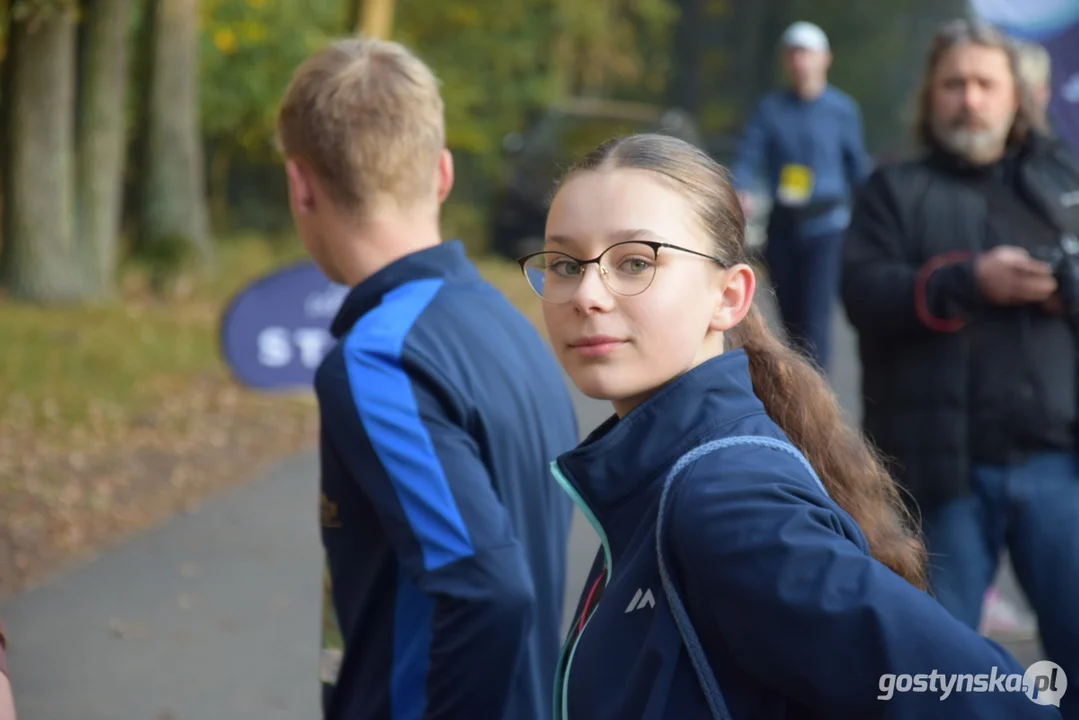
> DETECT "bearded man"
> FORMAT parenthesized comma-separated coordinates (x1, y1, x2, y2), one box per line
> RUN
(841, 19, 1079, 717)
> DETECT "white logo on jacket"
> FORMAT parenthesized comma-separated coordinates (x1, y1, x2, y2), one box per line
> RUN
(625, 588, 656, 613)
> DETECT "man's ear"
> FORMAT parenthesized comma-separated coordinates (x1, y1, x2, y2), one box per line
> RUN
(285, 158, 317, 215)
(710, 263, 756, 332)
(436, 149, 455, 204)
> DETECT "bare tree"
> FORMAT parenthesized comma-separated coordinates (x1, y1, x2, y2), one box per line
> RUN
(77, 0, 135, 299)
(0, 3, 80, 302)
(138, 0, 211, 269)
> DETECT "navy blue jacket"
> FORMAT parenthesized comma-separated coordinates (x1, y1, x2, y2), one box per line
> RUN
(315, 241, 578, 720)
(553, 350, 1060, 719)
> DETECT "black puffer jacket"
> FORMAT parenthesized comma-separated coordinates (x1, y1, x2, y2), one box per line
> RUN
(841, 133, 1079, 513)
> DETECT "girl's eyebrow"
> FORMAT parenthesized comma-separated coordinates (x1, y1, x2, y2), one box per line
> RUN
(545, 228, 666, 249)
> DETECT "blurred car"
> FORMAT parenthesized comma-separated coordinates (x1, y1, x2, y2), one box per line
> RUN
(490, 97, 703, 260)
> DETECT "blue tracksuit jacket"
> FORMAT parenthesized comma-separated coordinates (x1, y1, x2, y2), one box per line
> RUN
(552, 349, 1060, 719)
(315, 240, 578, 720)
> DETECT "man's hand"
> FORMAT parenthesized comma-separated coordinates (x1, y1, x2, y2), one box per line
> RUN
(974, 245, 1058, 305)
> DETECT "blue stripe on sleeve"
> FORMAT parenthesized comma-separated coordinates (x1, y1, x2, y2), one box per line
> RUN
(343, 277, 475, 571)
(392, 565, 434, 719)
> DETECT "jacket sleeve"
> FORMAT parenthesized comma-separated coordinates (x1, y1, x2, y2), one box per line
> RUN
(669, 446, 1060, 719)
(841, 168, 984, 342)
(319, 345, 535, 720)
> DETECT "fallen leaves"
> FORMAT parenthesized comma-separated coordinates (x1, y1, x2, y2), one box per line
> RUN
(0, 370, 317, 599)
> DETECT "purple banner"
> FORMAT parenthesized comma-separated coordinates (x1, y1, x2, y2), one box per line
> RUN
(219, 260, 346, 392)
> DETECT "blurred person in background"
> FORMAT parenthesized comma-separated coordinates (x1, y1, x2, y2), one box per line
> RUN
(277, 38, 579, 720)
(1016, 40, 1052, 120)
(842, 19, 1079, 717)
(732, 21, 872, 374)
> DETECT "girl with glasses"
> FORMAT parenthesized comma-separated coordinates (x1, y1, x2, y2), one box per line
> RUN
(522, 133, 1058, 719)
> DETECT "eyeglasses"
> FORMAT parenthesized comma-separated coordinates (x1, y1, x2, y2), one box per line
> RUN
(517, 240, 729, 305)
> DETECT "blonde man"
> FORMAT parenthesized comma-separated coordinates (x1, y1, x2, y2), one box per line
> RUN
(277, 38, 578, 720)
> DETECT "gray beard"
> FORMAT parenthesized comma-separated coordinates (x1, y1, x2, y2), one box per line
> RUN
(931, 118, 1012, 164)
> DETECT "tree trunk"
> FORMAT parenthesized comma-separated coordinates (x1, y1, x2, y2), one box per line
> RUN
(0, 0, 15, 278)
(362, 0, 395, 39)
(0, 6, 80, 302)
(77, 0, 134, 300)
(138, 0, 211, 266)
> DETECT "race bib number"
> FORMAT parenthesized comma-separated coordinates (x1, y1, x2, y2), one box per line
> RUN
(777, 164, 815, 206)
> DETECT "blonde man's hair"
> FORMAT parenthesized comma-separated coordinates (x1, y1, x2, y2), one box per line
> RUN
(277, 38, 445, 216)
(1016, 40, 1052, 90)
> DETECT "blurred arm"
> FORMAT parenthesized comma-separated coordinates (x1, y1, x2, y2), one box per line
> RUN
(842, 101, 873, 191)
(672, 449, 1058, 718)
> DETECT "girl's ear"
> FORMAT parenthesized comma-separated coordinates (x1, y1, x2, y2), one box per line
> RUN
(710, 263, 755, 332)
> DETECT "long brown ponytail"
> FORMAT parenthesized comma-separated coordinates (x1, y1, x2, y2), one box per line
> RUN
(563, 133, 929, 590)
(731, 307, 928, 589)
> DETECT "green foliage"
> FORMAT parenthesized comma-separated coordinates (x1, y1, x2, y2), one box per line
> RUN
(198, 0, 342, 162)
(196, 0, 677, 168)
(553, 0, 678, 99)
(392, 0, 677, 163)
(395, 0, 561, 162)
(194, 0, 678, 240)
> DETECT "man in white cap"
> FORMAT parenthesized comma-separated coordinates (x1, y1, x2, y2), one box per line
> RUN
(733, 21, 872, 374)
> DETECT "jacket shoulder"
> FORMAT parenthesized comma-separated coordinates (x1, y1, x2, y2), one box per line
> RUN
(825, 86, 860, 112)
(852, 159, 934, 210)
(666, 433, 870, 552)
(672, 433, 830, 508)
(866, 159, 930, 189)
(317, 278, 455, 415)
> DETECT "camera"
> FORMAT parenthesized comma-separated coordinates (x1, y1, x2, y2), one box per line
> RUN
(1031, 234, 1079, 323)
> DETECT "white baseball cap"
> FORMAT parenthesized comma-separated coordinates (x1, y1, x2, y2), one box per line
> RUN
(781, 21, 830, 52)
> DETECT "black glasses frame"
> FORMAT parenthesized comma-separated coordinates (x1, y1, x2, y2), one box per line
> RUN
(517, 240, 732, 303)
(517, 239, 730, 273)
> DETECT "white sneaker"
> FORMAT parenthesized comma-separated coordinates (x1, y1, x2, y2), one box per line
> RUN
(980, 587, 1039, 642)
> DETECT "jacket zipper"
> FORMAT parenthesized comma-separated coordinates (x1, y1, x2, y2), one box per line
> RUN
(550, 460, 613, 720)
